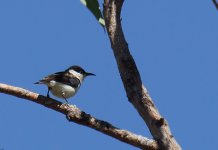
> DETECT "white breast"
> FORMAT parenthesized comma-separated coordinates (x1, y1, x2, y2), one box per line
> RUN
(47, 81, 78, 99)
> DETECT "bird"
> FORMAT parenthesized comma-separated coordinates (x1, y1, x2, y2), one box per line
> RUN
(34, 65, 95, 103)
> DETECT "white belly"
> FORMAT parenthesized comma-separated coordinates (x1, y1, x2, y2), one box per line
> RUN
(47, 81, 78, 99)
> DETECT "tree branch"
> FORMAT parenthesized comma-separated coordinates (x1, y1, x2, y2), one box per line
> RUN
(0, 83, 158, 150)
(212, 0, 218, 10)
(103, 0, 181, 149)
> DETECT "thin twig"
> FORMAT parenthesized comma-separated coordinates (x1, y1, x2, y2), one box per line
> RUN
(0, 83, 158, 150)
(212, 0, 218, 10)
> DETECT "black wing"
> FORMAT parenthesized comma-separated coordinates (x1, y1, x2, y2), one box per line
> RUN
(34, 71, 64, 84)
(35, 71, 81, 88)
(54, 72, 81, 88)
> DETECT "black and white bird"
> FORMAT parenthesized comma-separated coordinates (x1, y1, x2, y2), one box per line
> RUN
(35, 66, 95, 103)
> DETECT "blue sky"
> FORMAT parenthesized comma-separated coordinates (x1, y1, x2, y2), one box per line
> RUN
(0, 0, 218, 149)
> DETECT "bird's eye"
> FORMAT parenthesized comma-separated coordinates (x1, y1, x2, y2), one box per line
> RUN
(76, 70, 83, 74)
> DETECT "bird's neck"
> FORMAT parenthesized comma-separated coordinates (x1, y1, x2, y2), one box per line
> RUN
(69, 70, 84, 82)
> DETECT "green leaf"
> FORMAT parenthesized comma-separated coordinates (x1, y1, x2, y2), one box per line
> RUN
(80, 0, 105, 28)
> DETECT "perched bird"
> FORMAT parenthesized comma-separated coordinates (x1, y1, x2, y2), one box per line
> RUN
(35, 66, 95, 103)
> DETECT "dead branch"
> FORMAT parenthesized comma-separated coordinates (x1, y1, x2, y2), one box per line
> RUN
(103, 0, 181, 149)
(0, 83, 158, 150)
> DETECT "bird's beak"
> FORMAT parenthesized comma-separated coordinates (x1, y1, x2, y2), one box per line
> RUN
(85, 72, 96, 76)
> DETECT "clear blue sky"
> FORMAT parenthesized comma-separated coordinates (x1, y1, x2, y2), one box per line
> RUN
(0, 0, 217, 149)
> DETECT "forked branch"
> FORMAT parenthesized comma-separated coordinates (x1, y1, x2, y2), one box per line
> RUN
(1, 0, 182, 149)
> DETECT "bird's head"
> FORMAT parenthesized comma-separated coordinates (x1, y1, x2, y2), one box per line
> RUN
(67, 66, 95, 80)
